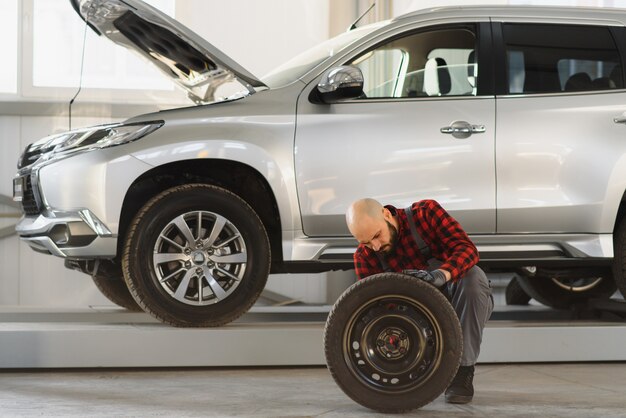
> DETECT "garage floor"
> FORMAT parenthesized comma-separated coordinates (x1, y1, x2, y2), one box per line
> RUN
(1, 363, 626, 417)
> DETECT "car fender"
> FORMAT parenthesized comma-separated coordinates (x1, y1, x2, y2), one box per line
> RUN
(130, 138, 300, 233)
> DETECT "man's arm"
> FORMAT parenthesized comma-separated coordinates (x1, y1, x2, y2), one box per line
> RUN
(353, 247, 385, 280)
(415, 200, 479, 282)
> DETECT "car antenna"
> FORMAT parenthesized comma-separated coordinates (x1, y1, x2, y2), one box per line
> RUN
(347, 2, 376, 31)
(69, 21, 88, 131)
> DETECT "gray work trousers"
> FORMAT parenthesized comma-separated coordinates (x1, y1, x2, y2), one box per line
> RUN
(430, 261, 494, 366)
(448, 266, 494, 365)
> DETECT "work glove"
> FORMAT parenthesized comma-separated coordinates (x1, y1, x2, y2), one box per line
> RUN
(402, 269, 448, 289)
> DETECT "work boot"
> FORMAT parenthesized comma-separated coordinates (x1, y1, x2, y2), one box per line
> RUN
(445, 365, 474, 404)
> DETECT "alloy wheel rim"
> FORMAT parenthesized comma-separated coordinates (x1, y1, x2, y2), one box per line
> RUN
(342, 295, 444, 393)
(152, 210, 247, 306)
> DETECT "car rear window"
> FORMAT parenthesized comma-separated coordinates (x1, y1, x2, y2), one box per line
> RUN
(503, 23, 622, 94)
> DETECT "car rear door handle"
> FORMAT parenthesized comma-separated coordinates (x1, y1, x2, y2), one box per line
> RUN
(614, 116, 626, 124)
(440, 121, 485, 139)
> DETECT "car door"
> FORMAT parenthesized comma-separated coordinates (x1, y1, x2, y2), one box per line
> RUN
(295, 22, 496, 237)
(493, 22, 626, 234)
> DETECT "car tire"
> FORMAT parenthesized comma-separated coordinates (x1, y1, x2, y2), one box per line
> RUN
(505, 276, 531, 306)
(91, 273, 143, 311)
(122, 183, 270, 327)
(516, 272, 616, 310)
(612, 217, 626, 299)
(324, 273, 462, 413)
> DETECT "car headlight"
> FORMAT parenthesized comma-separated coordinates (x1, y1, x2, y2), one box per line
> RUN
(64, 121, 163, 152)
(19, 121, 164, 168)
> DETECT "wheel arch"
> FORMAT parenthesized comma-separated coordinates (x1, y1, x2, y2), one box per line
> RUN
(603, 154, 626, 234)
(117, 159, 284, 272)
(614, 189, 626, 234)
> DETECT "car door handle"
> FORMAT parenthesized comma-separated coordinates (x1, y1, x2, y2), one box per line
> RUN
(440, 121, 485, 139)
(614, 116, 626, 124)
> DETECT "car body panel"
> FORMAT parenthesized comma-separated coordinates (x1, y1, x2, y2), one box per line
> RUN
(496, 90, 626, 234)
(394, 6, 625, 27)
(38, 150, 153, 234)
(295, 95, 496, 236)
(20, 85, 304, 239)
(124, 86, 304, 234)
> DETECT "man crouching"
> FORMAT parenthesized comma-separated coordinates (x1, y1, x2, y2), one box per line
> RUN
(346, 198, 494, 404)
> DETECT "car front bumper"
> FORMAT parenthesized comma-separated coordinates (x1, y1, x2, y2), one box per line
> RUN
(14, 148, 153, 259)
(16, 209, 117, 258)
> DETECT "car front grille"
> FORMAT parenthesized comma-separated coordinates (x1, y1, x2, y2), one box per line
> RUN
(21, 175, 42, 216)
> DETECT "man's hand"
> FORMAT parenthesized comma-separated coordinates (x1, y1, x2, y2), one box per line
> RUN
(402, 269, 448, 288)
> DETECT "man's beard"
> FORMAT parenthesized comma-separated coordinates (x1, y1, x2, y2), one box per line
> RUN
(378, 221, 398, 255)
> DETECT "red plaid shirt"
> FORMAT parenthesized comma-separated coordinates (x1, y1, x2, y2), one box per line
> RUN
(353, 200, 478, 282)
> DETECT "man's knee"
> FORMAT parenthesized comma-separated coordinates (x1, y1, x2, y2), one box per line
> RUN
(455, 266, 491, 300)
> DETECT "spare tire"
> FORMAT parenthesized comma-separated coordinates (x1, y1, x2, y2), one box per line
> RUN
(324, 273, 462, 413)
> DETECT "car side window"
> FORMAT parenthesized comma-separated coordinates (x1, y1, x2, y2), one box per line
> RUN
(348, 26, 478, 99)
(503, 23, 623, 94)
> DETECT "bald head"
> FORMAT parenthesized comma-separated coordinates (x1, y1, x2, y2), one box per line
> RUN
(346, 198, 384, 235)
(346, 198, 398, 253)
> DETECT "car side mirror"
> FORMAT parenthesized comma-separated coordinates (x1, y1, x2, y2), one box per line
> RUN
(314, 66, 364, 103)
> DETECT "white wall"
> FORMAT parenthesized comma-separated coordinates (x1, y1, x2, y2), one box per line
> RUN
(176, 0, 330, 79)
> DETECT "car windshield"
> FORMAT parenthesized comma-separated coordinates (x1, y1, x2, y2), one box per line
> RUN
(261, 22, 388, 88)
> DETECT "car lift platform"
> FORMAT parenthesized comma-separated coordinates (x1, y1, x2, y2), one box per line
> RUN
(1, 300, 626, 369)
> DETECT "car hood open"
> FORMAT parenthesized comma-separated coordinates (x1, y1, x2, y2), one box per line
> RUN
(70, 0, 267, 104)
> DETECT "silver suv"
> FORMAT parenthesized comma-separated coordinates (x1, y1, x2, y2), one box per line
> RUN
(13, 1, 626, 326)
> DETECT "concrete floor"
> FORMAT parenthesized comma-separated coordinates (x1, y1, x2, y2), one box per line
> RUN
(1, 363, 626, 417)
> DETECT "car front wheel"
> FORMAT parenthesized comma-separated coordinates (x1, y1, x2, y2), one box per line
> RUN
(122, 184, 270, 327)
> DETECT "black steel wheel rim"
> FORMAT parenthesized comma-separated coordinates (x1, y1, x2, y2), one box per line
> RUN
(343, 295, 444, 393)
